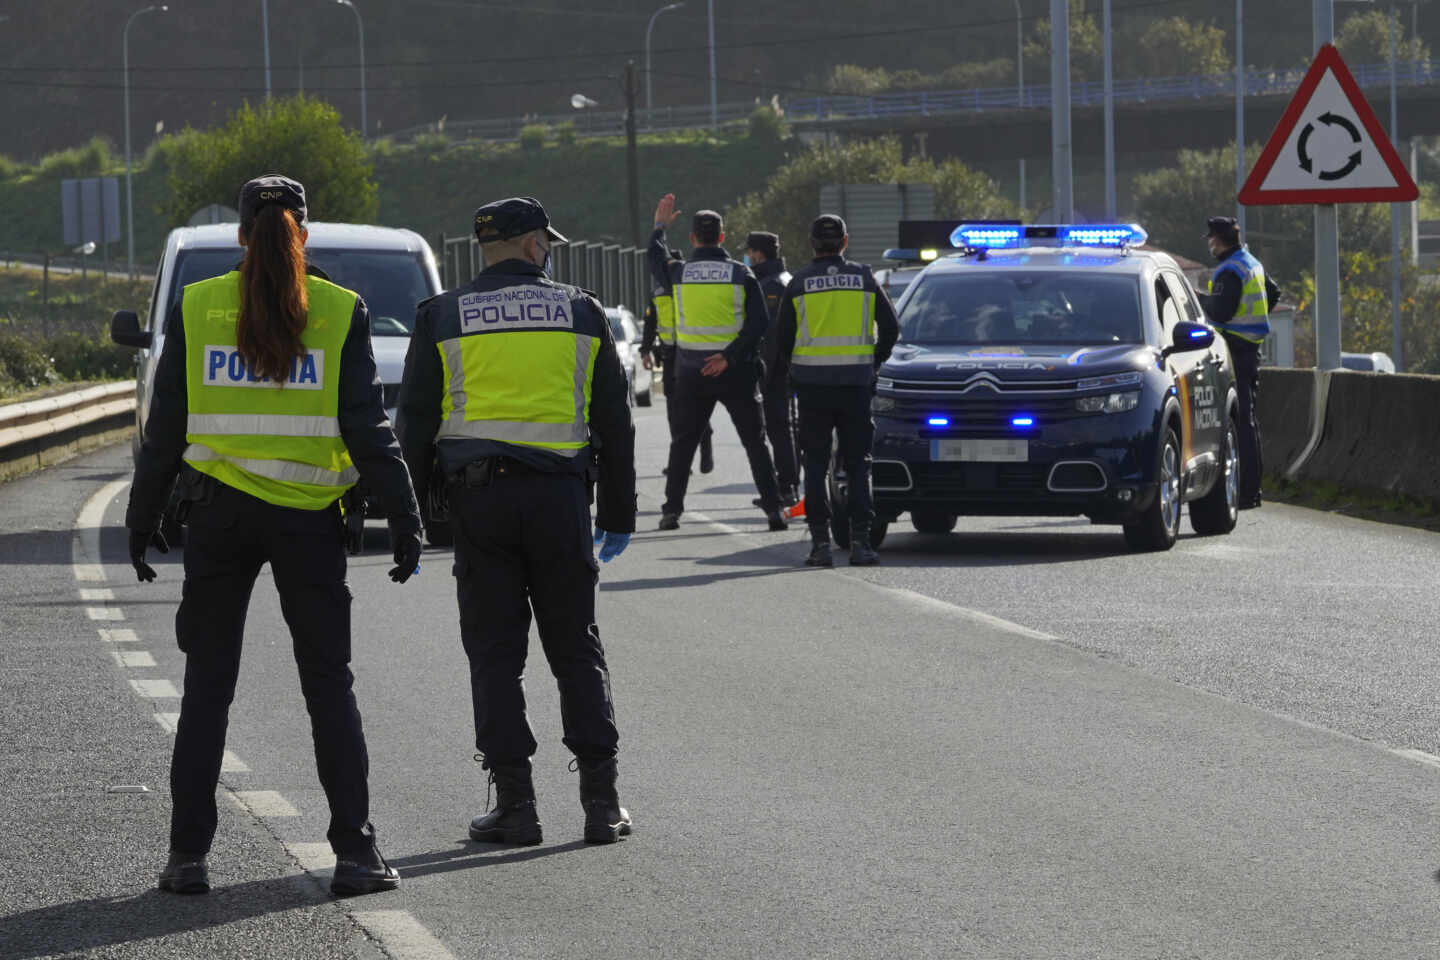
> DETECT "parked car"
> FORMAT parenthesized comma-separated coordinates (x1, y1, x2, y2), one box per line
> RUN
(605, 305, 653, 406)
(1340, 351, 1396, 373)
(110, 222, 444, 542)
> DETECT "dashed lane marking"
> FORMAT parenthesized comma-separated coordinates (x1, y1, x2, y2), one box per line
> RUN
(230, 790, 299, 817)
(350, 911, 460, 960)
(221, 750, 250, 773)
(153, 712, 179, 734)
(86, 607, 124, 621)
(73, 478, 130, 582)
(1390, 747, 1440, 770)
(130, 678, 179, 698)
(286, 841, 335, 876)
(110, 650, 156, 668)
(98, 628, 140, 643)
(79, 587, 115, 601)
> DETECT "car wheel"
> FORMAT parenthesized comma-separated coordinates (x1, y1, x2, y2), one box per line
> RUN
(870, 519, 889, 548)
(1190, 417, 1239, 536)
(426, 519, 454, 548)
(636, 387, 652, 407)
(911, 510, 956, 535)
(1123, 426, 1182, 551)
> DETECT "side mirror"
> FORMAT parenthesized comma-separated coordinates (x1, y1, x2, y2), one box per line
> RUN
(110, 310, 152, 349)
(1163, 320, 1213, 358)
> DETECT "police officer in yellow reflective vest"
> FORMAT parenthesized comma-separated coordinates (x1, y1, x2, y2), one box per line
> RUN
(396, 197, 637, 846)
(1198, 216, 1280, 509)
(775, 215, 899, 567)
(640, 247, 714, 475)
(126, 175, 422, 897)
(648, 193, 787, 531)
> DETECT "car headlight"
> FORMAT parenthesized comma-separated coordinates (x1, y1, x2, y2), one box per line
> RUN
(1076, 391, 1140, 414)
(872, 396, 897, 413)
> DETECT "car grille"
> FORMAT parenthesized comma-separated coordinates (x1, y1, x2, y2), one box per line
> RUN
(891, 394, 1085, 428)
(906, 462, 1050, 494)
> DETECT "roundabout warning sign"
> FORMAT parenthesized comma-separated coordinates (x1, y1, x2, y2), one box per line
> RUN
(1239, 44, 1418, 205)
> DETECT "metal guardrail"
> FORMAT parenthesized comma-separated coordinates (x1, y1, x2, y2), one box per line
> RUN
(395, 59, 1440, 145)
(0, 381, 137, 481)
(436, 234, 654, 317)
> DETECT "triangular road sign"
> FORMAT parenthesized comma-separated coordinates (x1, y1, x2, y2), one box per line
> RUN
(1239, 44, 1418, 205)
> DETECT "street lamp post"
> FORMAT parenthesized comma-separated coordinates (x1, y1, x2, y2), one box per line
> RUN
(1102, 0, 1116, 219)
(262, 0, 272, 98)
(1389, 2, 1402, 368)
(337, 0, 366, 136)
(1014, 0, 1026, 213)
(124, 4, 167, 280)
(646, 2, 685, 126)
(1050, 0, 1073, 224)
(1236, 0, 1246, 234)
(707, 0, 717, 129)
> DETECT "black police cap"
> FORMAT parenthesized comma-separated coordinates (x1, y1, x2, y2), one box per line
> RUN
(692, 210, 723, 235)
(811, 214, 847, 242)
(239, 175, 307, 230)
(1204, 215, 1240, 240)
(473, 196, 568, 243)
(745, 231, 779, 258)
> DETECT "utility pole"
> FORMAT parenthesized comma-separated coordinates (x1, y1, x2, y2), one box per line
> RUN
(1050, 0, 1073, 223)
(707, 0, 717, 128)
(625, 62, 642, 248)
(1235, 0, 1246, 234)
(1102, 0, 1116, 219)
(262, 0, 272, 99)
(1389, 3, 1403, 369)
(1314, 0, 1341, 372)
(1014, 0, 1026, 213)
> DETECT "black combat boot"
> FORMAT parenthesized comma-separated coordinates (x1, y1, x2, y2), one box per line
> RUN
(576, 756, 633, 845)
(658, 512, 680, 531)
(765, 508, 788, 531)
(331, 835, 401, 897)
(157, 851, 210, 894)
(805, 527, 833, 567)
(849, 522, 879, 566)
(468, 760, 542, 846)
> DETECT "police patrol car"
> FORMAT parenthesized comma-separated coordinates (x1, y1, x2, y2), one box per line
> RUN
(855, 222, 1239, 552)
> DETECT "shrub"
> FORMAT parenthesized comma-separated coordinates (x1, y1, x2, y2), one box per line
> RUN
(553, 121, 578, 147)
(411, 131, 449, 153)
(0, 154, 22, 181)
(45, 332, 133, 381)
(368, 136, 398, 158)
(518, 124, 549, 149)
(162, 96, 378, 227)
(0, 332, 55, 389)
(747, 105, 786, 143)
(36, 136, 115, 180)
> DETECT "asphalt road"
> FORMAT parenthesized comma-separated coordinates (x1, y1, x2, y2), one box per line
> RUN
(4, 402, 1440, 959)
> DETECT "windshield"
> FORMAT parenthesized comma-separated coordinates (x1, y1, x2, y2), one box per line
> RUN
(605, 308, 635, 344)
(167, 247, 435, 337)
(898, 271, 1144, 346)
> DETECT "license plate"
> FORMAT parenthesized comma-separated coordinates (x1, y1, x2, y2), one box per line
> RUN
(931, 438, 1028, 462)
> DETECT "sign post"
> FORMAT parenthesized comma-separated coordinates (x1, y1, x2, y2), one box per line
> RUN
(1238, 36, 1418, 371)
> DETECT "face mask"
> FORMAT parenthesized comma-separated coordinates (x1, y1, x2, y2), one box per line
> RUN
(743, 254, 752, 267)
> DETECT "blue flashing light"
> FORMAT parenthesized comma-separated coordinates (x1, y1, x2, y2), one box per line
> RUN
(1189, 328, 1210, 339)
(1058, 224, 1148, 248)
(950, 224, 1024, 250)
(1011, 416, 1035, 428)
(927, 416, 950, 427)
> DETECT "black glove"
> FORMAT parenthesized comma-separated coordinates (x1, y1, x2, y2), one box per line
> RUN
(387, 516, 423, 584)
(128, 529, 170, 583)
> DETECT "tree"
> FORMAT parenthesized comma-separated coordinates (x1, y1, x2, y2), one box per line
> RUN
(1131, 18, 1231, 77)
(1025, 0, 1103, 82)
(724, 137, 1014, 261)
(1336, 9, 1428, 66)
(162, 97, 378, 228)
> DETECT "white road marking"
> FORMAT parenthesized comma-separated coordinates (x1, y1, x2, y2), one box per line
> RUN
(73, 478, 130, 582)
(153, 712, 180, 734)
(876, 585, 1060, 642)
(130, 678, 179, 698)
(684, 509, 751, 538)
(229, 790, 299, 817)
(110, 650, 156, 668)
(286, 841, 335, 875)
(221, 750, 250, 773)
(1390, 748, 1440, 770)
(98, 628, 140, 643)
(351, 911, 459, 960)
(86, 607, 124, 621)
(79, 587, 115, 601)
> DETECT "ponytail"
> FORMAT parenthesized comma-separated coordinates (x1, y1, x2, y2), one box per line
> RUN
(238, 205, 309, 383)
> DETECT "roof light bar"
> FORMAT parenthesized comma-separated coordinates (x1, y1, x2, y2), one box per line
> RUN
(949, 222, 1149, 250)
(950, 224, 1024, 250)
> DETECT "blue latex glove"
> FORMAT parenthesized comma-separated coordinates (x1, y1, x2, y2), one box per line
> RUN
(596, 530, 631, 563)
(594, 524, 606, 546)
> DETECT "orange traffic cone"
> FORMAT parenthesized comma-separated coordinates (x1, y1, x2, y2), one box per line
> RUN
(785, 497, 806, 519)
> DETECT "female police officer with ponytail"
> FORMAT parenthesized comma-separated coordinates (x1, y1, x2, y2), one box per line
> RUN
(126, 175, 423, 897)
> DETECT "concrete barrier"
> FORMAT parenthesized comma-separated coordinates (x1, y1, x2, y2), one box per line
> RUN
(1257, 367, 1316, 477)
(1296, 371, 1440, 500)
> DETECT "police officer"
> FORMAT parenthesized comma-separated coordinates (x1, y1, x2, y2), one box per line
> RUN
(648, 193, 786, 531)
(1197, 216, 1280, 510)
(127, 175, 421, 897)
(640, 248, 714, 476)
(745, 230, 800, 506)
(775, 214, 899, 567)
(396, 197, 636, 846)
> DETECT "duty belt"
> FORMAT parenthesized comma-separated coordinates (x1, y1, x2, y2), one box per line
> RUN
(462, 456, 541, 487)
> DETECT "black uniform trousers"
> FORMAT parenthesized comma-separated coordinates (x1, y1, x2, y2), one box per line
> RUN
(797, 385, 876, 533)
(660, 346, 712, 457)
(761, 375, 800, 492)
(450, 464, 618, 765)
(171, 483, 371, 857)
(1224, 332, 1263, 503)
(663, 362, 782, 515)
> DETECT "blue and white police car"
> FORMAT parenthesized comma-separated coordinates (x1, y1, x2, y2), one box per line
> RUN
(851, 222, 1240, 552)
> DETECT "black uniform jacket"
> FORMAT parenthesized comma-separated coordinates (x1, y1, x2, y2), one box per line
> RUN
(126, 278, 421, 532)
(752, 257, 791, 386)
(395, 259, 636, 536)
(646, 227, 770, 379)
(1197, 246, 1283, 329)
(774, 255, 900, 388)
